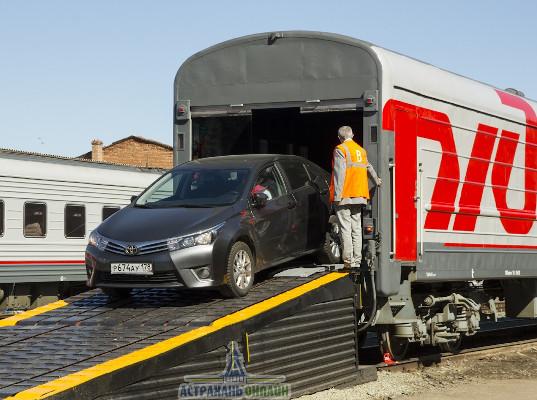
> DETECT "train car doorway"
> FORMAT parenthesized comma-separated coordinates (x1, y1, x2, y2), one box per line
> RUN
(191, 106, 363, 172)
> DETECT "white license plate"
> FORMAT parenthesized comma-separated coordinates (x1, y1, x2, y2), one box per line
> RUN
(111, 263, 153, 275)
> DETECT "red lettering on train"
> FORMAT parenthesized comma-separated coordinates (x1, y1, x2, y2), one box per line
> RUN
(383, 100, 460, 261)
(383, 91, 537, 261)
(492, 90, 537, 234)
(453, 124, 498, 231)
(418, 111, 460, 230)
(382, 100, 418, 261)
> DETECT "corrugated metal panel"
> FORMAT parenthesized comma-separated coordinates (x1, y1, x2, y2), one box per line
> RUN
(99, 296, 357, 399)
(247, 298, 358, 398)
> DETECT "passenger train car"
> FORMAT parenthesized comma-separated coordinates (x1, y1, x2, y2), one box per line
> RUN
(0, 148, 163, 311)
(173, 31, 537, 359)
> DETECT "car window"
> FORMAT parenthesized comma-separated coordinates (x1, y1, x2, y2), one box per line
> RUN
(136, 168, 250, 208)
(305, 162, 330, 190)
(252, 166, 285, 201)
(279, 159, 310, 190)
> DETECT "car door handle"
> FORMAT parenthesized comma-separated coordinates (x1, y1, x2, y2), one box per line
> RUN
(287, 199, 297, 209)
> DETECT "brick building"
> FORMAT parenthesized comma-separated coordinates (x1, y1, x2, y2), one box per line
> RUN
(79, 136, 173, 169)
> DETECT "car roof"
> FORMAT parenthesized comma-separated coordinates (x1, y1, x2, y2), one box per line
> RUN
(177, 154, 311, 169)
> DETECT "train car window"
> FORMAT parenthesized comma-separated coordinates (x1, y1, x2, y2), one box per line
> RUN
(65, 205, 85, 238)
(0, 201, 4, 237)
(278, 160, 310, 190)
(102, 206, 120, 221)
(24, 202, 46, 237)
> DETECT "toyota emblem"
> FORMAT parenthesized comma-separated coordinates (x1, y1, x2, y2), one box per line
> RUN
(125, 245, 139, 255)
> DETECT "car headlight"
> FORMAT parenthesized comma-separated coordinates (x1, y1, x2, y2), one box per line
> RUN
(167, 223, 224, 252)
(89, 231, 109, 251)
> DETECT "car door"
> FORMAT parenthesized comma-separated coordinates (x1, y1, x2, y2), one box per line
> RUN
(249, 164, 292, 267)
(304, 161, 331, 245)
(277, 158, 324, 255)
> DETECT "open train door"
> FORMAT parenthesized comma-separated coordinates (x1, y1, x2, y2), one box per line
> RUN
(177, 101, 366, 171)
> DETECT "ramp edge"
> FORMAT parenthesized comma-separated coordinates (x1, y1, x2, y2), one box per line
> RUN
(0, 300, 68, 328)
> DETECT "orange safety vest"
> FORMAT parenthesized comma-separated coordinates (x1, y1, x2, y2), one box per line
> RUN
(329, 140, 370, 201)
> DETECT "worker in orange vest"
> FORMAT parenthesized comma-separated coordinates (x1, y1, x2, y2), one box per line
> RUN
(329, 126, 381, 269)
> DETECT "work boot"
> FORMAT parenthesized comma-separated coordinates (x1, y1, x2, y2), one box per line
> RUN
(342, 262, 353, 272)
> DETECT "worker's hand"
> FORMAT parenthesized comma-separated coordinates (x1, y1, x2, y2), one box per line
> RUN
(377, 178, 382, 186)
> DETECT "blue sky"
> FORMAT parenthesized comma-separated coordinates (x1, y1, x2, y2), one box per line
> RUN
(1, 1, 536, 156)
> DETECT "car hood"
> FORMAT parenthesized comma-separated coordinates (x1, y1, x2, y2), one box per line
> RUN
(98, 206, 236, 242)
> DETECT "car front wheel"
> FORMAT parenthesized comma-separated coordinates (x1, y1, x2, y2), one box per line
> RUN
(219, 241, 254, 298)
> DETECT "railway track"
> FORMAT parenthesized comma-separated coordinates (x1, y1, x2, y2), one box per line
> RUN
(359, 319, 537, 372)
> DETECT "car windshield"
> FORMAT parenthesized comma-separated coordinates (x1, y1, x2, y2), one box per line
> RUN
(135, 168, 250, 208)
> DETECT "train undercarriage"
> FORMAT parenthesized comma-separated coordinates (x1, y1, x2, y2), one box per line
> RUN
(359, 265, 514, 360)
(0, 282, 87, 316)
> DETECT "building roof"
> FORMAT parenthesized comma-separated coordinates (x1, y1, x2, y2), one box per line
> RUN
(0, 146, 163, 172)
(105, 135, 173, 150)
(78, 135, 173, 159)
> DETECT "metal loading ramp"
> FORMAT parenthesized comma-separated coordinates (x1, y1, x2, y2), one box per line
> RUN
(0, 270, 376, 400)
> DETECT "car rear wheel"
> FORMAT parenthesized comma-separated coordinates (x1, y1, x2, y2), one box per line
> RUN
(102, 287, 132, 299)
(316, 222, 341, 264)
(219, 241, 254, 298)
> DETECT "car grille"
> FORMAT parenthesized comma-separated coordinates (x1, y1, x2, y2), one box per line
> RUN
(98, 270, 179, 284)
(105, 239, 169, 256)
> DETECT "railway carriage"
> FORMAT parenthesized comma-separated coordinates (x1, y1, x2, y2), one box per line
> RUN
(0, 148, 163, 311)
(173, 31, 537, 358)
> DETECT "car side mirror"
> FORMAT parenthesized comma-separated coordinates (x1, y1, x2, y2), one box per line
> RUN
(130, 195, 138, 203)
(310, 176, 328, 195)
(252, 192, 269, 208)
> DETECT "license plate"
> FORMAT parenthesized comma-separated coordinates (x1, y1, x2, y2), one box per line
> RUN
(111, 263, 153, 275)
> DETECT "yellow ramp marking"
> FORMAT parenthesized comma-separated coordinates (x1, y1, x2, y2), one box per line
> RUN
(0, 300, 68, 327)
(6, 272, 348, 400)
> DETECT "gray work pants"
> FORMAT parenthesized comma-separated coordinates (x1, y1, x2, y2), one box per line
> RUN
(335, 204, 362, 266)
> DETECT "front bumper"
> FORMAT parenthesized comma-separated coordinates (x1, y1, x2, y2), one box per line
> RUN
(85, 243, 218, 289)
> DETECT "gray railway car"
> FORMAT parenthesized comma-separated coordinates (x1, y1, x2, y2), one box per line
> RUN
(173, 31, 537, 358)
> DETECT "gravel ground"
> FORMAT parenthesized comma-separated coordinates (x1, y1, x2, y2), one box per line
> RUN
(299, 345, 537, 400)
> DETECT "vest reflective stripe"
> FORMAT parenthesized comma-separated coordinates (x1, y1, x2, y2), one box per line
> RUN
(346, 161, 369, 168)
(329, 140, 370, 201)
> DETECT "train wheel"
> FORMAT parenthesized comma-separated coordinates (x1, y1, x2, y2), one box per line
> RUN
(379, 326, 409, 361)
(439, 336, 462, 354)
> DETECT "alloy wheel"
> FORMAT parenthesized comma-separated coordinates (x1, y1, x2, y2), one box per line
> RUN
(233, 249, 252, 289)
(329, 224, 341, 259)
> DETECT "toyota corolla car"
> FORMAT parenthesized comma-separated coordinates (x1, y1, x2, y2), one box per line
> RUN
(85, 154, 338, 298)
